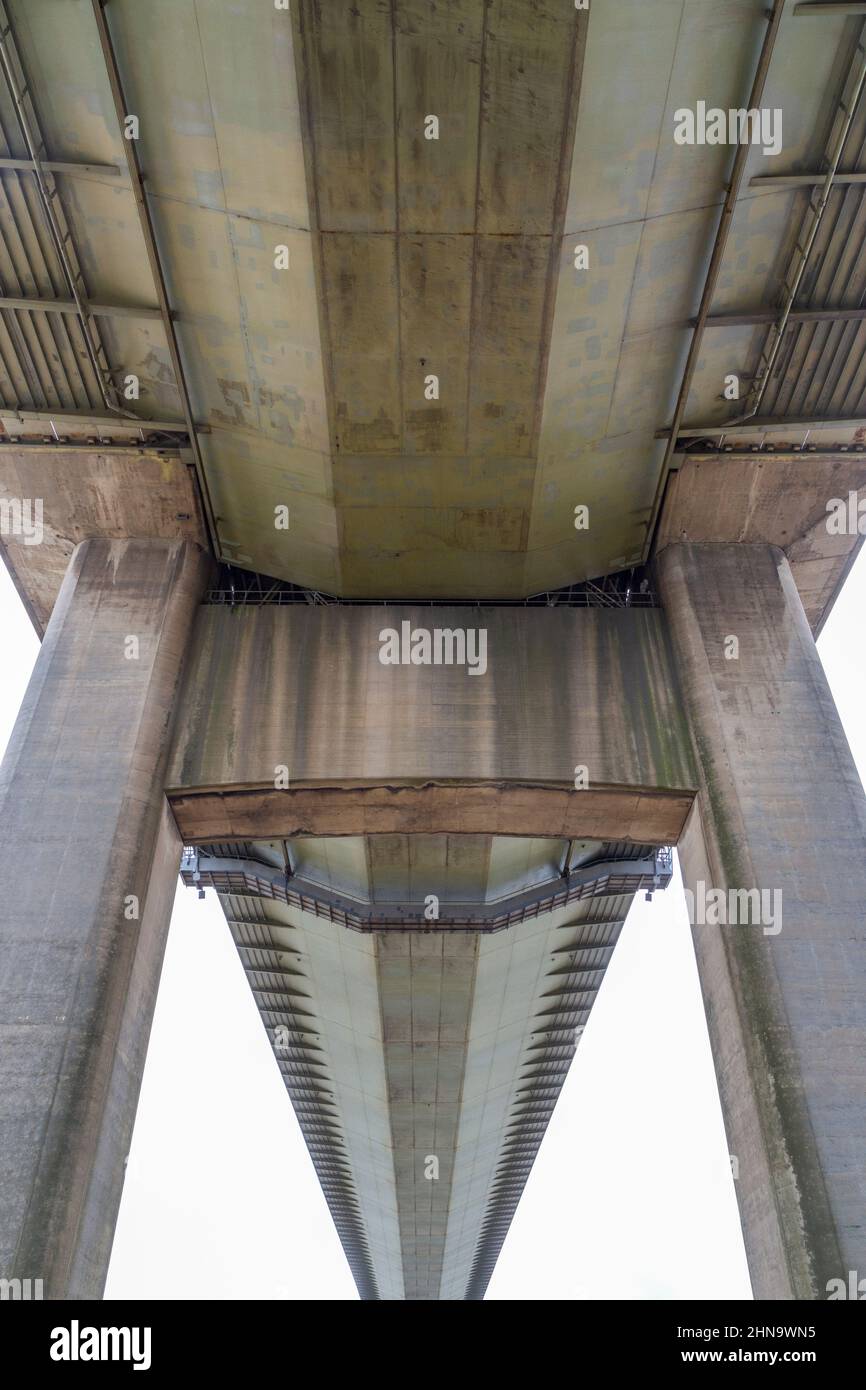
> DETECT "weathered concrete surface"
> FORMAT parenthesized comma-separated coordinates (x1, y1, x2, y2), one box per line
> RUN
(166, 604, 697, 841)
(5, 0, 863, 615)
(657, 542, 866, 1299)
(170, 780, 693, 846)
(0, 446, 205, 634)
(295, 0, 586, 595)
(657, 453, 866, 632)
(0, 537, 210, 1298)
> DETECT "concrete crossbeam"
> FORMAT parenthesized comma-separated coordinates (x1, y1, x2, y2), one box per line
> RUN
(166, 605, 697, 839)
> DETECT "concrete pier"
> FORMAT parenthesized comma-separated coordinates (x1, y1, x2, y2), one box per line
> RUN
(658, 543, 866, 1299)
(0, 539, 209, 1298)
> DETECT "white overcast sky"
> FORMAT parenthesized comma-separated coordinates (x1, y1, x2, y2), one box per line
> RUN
(2, 548, 864, 1301)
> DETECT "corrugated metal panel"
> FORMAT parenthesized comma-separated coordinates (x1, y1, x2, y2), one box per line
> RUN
(190, 834, 659, 1299)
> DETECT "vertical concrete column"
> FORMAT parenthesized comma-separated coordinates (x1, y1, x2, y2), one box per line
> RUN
(657, 542, 866, 1300)
(0, 537, 210, 1298)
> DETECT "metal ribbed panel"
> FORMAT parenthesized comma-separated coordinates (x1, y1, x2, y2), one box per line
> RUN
(187, 836, 663, 1299)
(222, 896, 381, 1300)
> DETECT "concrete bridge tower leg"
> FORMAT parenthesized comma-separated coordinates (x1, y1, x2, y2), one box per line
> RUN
(0, 537, 210, 1299)
(658, 541, 866, 1300)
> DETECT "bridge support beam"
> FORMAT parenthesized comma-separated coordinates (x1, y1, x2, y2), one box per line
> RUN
(658, 542, 866, 1299)
(0, 537, 210, 1298)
